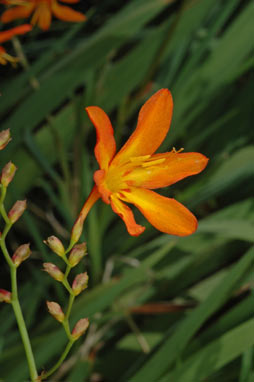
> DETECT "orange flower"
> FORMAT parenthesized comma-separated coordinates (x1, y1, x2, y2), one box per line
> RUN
(1, 0, 86, 31)
(77, 89, 208, 238)
(0, 24, 32, 64)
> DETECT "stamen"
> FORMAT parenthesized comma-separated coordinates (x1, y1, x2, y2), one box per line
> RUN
(141, 158, 166, 167)
(129, 155, 151, 163)
(172, 147, 184, 153)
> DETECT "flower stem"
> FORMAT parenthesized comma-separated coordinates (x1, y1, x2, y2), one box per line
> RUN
(12, 36, 40, 90)
(11, 268, 38, 382)
(65, 293, 75, 322)
(41, 339, 75, 380)
(0, 187, 38, 382)
(80, 185, 100, 221)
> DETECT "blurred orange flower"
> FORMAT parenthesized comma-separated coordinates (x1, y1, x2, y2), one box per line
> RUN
(0, 24, 31, 65)
(80, 89, 208, 237)
(1, 0, 86, 31)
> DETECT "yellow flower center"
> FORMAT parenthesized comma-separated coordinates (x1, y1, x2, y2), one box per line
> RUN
(94, 155, 166, 203)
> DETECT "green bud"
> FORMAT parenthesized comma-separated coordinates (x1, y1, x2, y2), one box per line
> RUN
(1, 161, 17, 187)
(0, 129, 11, 150)
(0, 289, 11, 303)
(43, 263, 64, 282)
(70, 215, 84, 245)
(69, 243, 87, 267)
(8, 200, 26, 223)
(46, 301, 65, 323)
(72, 272, 89, 296)
(71, 318, 89, 340)
(44, 236, 65, 257)
(12, 243, 31, 266)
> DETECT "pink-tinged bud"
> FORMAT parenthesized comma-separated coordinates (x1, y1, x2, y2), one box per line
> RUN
(8, 200, 27, 223)
(69, 243, 87, 267)
(1, 161, 17, 187)
(12, 243, 31, 266)
(46, 301, 65, 323)
(0, 129, 11, 150)
(71, 318, 89, 340)
(43, 263, 64, 282)
(0, 289, 11, 303)
(70, 215, 84, 245)
(72, 272, 89, 296)
(44, 236, 65, 257)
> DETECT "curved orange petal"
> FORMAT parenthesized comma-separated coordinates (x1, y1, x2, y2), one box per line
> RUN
(125, 152, 209, 189)
(1, 4, 34, 23)
(121, 188, 197, 236)
(110, 194, 145, 236)
(86, 106, 116, 170)
(0, 24, 32, 44)
(30, 4, 51, 30)
(38, 6, 52, 30)
(60, 0, 80, 3)
(52, 2, 86, 22)
(112, 89, 173, 166)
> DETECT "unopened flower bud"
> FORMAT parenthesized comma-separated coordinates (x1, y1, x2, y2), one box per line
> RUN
(69, 243, 87, 267)
(72, 272, 89, 296)
(0, 129, 11, 150)
(1, 161, 17, 187)
(8, 200, 26, 223)
(12, 243, 31, 266)
(0, 289, 11, 303)
(44, 236, 65, 257)
(70, 215, 84, 245)
(71, 318, 89, 340)
(43, 263, 64, 282)
(46, 301, 65, 323)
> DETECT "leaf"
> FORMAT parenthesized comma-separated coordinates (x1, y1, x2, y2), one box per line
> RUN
(127, 247, 253, 382)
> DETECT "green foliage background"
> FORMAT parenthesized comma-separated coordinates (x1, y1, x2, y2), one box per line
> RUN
(0, 0, 253, 381)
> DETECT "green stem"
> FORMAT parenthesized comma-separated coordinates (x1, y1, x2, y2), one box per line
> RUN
(62, 264, 73, 295)
(0, 191, 38, 381)
(10, 268, 38, 382)
(42, 339, 74, 380)
(1, 222, 14, 267)
(65, 294, 75, 322)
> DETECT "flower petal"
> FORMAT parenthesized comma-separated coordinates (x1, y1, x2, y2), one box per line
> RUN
(86, 106, 116, 170)
(33, 5, 52, 30)
(112, 89, 173, 166)
(52, 2, 86, 22)
(110, 194, 145, 236)
(60, 0, 80, 3)
(1, 4, 34, 23)
(121, 188, 197, 236)
(0, 24, 32, 44)
(125, 152, 209, 189)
